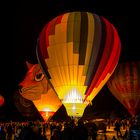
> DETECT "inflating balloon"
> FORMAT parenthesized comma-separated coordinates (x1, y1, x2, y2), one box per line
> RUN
(36, 12, 121, 117)
(107, 62, 140, 116)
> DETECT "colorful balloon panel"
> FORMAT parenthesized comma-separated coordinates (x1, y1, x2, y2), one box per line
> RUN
(36, 12, 121, 116)
(107, 62, 140, 116)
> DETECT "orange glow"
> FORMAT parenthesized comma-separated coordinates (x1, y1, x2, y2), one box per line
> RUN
(33, 88, 62, 121)
(39, 111, 55, 121)
(0, 95, 4, 107)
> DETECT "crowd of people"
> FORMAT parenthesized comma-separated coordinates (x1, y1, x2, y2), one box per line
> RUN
(0, 117, 139, 140)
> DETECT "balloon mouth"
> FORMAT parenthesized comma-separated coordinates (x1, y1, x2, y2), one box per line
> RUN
(63, 102, 87, 117)
(61, 89, 89, 117)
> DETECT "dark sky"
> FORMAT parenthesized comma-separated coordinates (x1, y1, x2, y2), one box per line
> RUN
(1, 0, 140, 119)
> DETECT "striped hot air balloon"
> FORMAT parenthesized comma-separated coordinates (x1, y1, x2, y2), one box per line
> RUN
(107, 62, 140, 116)
(36, 12, 121, 117)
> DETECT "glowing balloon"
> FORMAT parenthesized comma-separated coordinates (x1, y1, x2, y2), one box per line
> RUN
(33, 88, 62, 121)
(19, 63, 62, 120)
(0, 95, 4, 107)
(36, 12, 121, 117)
(107, 62, 140, 116)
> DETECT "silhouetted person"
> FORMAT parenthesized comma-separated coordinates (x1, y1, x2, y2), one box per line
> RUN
(7, 124, 13, 140)
(88, 122, 98, 140)
(61, 122, 73, 140)
(50, 128, 61, 140)
(18, 124, 45, 140)
(0, 126, 6, 140)
(103, 122, 107, 140)
(114, 120, 122, 137)
(73, 120, 88, 140)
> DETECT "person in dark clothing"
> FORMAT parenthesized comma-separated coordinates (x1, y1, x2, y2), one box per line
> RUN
(18, 125, 45, 140)
(103, 123, 107, 140)
(61, 122, 73, 140)
(88, 122, 98, 140)
(114, 120, 122, 137)
(50, 128, 61, 140)
(73, 120, 88, 140)
(7, 124, 13, 140)
(50, 123, 56, 136)
(0, 126, 6, 140)
(18, 125, 33, 140)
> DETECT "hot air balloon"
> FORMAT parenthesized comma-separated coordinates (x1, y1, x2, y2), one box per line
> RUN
(0, 94, 4, 107)
(36, 12, 121, 117)
(19, 63, 62, 121)
(107, 62, 140, 116)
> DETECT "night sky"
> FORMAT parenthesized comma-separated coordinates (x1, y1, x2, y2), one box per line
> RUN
(1, 0, 139, 120)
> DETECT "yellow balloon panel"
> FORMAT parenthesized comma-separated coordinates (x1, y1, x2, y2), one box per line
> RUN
(55, 86, 87, 100)
(63, 103, 87, 117)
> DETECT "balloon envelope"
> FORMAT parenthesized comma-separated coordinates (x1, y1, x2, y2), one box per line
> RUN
(107, 62, 140, 116)
(36, 12, 121, 117)
(19, 64, 62, 120)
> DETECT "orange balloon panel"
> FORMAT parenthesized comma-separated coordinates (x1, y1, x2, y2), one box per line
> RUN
(107, 62, 140, 116)
(33, 88, 62, 115)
